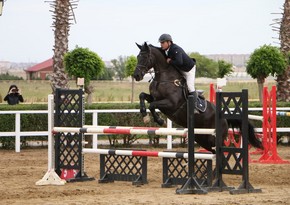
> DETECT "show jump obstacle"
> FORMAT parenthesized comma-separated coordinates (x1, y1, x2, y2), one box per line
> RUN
(210, 84, 289, 164)
(36, 88, 261, 195)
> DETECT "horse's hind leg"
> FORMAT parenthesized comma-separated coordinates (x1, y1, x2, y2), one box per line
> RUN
(139, 92, 153, 123)
(195, 135, 216, 154)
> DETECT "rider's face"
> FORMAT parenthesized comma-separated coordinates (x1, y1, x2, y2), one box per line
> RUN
(160, 41, 171, 50)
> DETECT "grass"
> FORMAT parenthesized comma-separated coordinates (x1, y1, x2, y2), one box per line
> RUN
(0, 79, 276, 104)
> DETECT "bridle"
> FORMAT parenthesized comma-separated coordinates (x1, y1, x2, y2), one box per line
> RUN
(136, 50, 153, 68)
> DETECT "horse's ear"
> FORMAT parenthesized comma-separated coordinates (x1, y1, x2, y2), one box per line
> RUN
(136, 43, 142, 50)
(143, 42, 150, 51)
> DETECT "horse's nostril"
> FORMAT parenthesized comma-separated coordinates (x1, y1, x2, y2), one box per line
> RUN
(133, 74, 139, 81)
(136, 75, 142, 81)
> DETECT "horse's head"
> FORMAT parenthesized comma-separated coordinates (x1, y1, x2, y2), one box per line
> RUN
(134, 42, 154, 81)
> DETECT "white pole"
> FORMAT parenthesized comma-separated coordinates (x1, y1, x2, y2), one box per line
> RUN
(92, 112, 98, 149)
(35, 94, 66, 185)
(15, 113, 20, 152)
(167, 118, 172, 150)
(248, 114, 263, 121)
(47, 94, 54, 170)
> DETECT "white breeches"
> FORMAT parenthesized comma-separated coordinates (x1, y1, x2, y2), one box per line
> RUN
(181, 65, 196, 92)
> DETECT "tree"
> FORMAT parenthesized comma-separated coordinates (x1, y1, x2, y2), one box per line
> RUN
(246, 44, 286, 102)
(48, 0, 78, 91)
(94, 67, 114, 80)
(275, 1, 290, 101)
(111, 56, 127, 81)
(64, 46, 105, 104)
(125, 55, 137, 103)
(0, 72, 23, 80)
(189, 52, 218, 78)
(217, 60, 233, 78)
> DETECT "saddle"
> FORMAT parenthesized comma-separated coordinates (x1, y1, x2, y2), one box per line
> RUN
(183, 88, 207, 113)
(194, 91, 207, 113)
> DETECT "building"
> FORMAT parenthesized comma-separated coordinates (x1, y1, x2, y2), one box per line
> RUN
(25, 58, 53, 80)
(205, 54, 250, 67)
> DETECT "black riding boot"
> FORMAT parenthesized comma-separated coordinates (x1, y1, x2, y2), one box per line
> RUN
(189, 91, 197, 98)
(188, 91, 199, 114)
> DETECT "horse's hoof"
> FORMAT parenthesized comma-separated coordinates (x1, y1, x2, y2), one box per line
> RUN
(156, 118, 166, 127)
(143, 114, 150, 124)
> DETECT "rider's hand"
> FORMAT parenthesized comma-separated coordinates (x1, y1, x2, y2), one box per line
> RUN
(166, 58, 171, 64)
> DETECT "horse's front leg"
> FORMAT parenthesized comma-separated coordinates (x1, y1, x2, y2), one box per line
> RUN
(149, 107, 166, 127)
(139, 92, 165, 126)
(139, 92, 154, 124)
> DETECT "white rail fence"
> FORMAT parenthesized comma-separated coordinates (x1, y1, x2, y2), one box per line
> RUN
(1, 107, 290, 153)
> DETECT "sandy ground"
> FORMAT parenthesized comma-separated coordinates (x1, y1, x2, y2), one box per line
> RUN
(0, 146, 290, 205)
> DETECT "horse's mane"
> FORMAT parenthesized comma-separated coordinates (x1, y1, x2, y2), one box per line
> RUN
(148, 44, 167, 59)
(146, 43, 183, 78)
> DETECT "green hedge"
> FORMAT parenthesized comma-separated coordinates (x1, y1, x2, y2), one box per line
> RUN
(249, 101, 290, 137)
(0, 101, 290, 149)
(0, 104, 48, 149)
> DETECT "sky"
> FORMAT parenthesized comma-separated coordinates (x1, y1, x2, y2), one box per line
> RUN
(0, 0, 285, 63)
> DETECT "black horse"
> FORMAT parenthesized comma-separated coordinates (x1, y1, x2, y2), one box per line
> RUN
(133, 42, 263, 153)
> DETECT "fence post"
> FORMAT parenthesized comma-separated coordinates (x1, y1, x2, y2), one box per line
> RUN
(15, 112, 20, 152)
(176, 95, 207, 194)
(166, 118, 172, 150)
(92, 112, 98, 149)
(47, 94, 54, 170)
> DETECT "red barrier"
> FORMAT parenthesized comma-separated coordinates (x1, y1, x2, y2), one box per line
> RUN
(253, 86, 289, 164)
(209, 83, 216, 104)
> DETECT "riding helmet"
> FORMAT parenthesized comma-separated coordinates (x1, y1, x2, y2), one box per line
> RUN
(158, 34, 172, 42)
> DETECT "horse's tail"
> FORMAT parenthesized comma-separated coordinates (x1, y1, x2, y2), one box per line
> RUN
(226, 119, 263, 149)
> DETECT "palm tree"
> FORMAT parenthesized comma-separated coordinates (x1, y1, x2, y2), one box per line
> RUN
(48, 0, 78, 91)
(276, 1, 290, 101)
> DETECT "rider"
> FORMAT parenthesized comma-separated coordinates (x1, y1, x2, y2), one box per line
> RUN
(158, 33, 197, 98)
